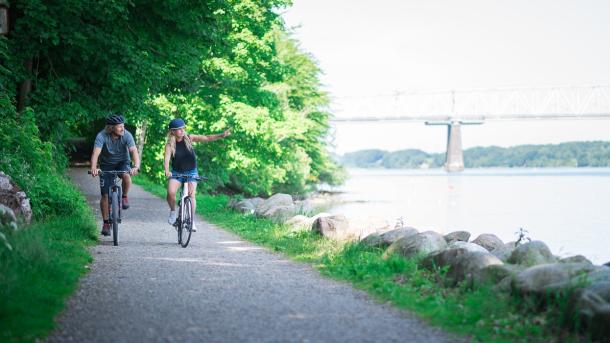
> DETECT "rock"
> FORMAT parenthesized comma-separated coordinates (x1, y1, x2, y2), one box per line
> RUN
(474, 264, 524, 287)
(0, 204, 18, 231)
(0, 171, 33, 225)
(379, 227, 418, 247)
(447, 241, 489, 254)
(508, 240, 557, 266)
(233, 199, 256, 214)
(254, 193, 293, 216)
(560, 255, 593, 265)
(513, 263, 596, 293)
(361, 232, 384, 247)
(312, 215, 354, 241)
(471, 233, 504, 252)
(423, 247, 503, 286)
(490, 244, 513, 262)
(293, 199, 314, 215)
(444, 230, 471, 244)
(284, 215, 313, 231)
(384, 231, 447, 259)
(263, 204, 296, 222)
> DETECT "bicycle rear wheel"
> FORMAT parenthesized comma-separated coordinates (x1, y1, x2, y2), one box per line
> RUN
(180, 197, 193, 248)
(111, 190, 119, 246)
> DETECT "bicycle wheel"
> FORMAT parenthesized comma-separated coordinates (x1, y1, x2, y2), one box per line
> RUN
(111, 190, 119, 246)
(176, 200, 183, 244)
(180, 196, 193, 248)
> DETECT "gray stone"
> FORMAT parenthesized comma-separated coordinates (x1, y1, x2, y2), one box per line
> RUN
(385, 231, 447, 259)
(513, 263, 596, 293)
(379, 227, 419, 247)
(473, 264, 524, 287)
(471, 233, 504, 252)
(490, 244, 513, 262)
(508, 240, 557, 266)
(361, 232, 384, 247)
(312, 215, 353, 241)
(560, 255, 593, 265)
(444, 230, 470, 244)
(423, 248, 503, 286)
(447, 241, 488, 254)
(255, 193, 293, 216)
(284, 215, 313, 231)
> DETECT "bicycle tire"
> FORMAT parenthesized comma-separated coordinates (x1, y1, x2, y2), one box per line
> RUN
(176, 199, 183, 244)
(111, 190, 119, 246)
(180, 196, 193, 248)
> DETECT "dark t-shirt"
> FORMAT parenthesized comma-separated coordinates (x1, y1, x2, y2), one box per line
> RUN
(94, 130, 136, 167)
(171, 138, 197, 172)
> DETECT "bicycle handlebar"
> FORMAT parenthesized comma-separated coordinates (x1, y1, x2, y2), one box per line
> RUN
(88, 170, 128, 175)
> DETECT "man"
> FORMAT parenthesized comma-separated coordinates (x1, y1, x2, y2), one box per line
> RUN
(90, 114, 140, 236)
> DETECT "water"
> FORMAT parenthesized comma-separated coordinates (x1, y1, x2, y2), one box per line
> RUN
(328, 168, 610, 265)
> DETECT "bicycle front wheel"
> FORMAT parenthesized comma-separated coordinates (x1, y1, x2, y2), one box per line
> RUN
(111, 190, 119, 246)
(180, 197, 193, 248)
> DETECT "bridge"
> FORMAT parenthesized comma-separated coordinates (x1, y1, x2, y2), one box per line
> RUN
(329, 85, 610, 171)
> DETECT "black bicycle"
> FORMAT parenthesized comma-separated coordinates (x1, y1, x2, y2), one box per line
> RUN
(89, 170, 126, 246)
(172, 174, 206, 248)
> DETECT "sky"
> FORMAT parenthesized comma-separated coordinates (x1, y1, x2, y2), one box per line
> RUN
(281, 0, 610, 154)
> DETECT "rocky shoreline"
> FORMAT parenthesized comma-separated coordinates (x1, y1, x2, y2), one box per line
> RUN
(229, 192, 610, 340)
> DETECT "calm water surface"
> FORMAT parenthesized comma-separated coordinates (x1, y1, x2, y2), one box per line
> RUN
(329, 168, 610, 265)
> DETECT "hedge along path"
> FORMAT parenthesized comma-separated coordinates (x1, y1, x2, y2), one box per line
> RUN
(45, 168, 467, 343)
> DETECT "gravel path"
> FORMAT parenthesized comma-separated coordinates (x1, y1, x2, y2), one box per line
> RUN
(46, 169, 468, 343)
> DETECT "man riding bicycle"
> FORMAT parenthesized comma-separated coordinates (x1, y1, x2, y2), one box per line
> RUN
(90, 114, 140, 236)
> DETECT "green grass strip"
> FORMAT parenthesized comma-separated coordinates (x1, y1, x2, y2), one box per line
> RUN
(0, 210, 97, 343)
(135, 177, 586, 342)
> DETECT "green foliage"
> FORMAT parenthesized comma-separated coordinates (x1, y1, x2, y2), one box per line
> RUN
(4, 0, 343, 197)
(0, 213, 96, 343)
(341, 142, 610, 169)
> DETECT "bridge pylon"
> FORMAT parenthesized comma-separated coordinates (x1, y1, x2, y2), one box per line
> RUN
(426, 120, 483, 172)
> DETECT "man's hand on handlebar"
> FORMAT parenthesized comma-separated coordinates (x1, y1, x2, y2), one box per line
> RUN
(90, 168, 99, 177)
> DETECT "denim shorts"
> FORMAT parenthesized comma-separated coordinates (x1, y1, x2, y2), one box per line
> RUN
(170, 168, 200, 183)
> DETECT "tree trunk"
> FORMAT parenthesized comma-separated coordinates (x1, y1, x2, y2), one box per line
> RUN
(17, 59, 32, 113)
(136, 120, 148, 159)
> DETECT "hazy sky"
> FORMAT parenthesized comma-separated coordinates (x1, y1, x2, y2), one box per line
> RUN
(281, 0, 610, 153)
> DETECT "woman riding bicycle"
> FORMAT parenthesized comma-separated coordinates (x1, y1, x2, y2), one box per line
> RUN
(164, 118, 231, 231)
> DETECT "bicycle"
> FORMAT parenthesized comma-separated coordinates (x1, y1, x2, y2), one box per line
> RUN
(88, 170, 126, 246)
(171, 174, 206, 248)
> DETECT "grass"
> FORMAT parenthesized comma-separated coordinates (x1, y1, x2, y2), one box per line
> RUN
(0, 210, 97, 343)
(135, 176, 588, 342)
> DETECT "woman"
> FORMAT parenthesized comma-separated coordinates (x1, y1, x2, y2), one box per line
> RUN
(164, 118, 231, 230)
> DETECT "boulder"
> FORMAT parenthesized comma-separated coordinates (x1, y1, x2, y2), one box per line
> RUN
(471, 233, 504, 252)
(284, 215, 313, 231)
(312, 215, 353, 240)
(490, 244, 513, 262)
(263, 204, 296, 222)
(423, 247, 503, 286)
(513, 263, 597, 293)
(447, 241, 488, 254)
(508, 240, 557, 267)
(473, 264, 524, 287)
(361, 232, 384, 247)
(349, 217, 391, 240)
(0, 204, 18, 231)
(233, 199, 257, 214)
(0, 171, 32, 225)
(384, 231, 447, 259)
(379, 227, 418, 246)
(560, 255, 593, 265)
(255, 193, 293, 216)
(444, 230, 471, 244)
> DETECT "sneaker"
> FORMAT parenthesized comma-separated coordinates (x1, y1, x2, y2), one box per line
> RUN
(191, 222, 197, 232)
(101, 222, 111, 236)
(122, 196, 130, 210)
(167, 211, 177, 225)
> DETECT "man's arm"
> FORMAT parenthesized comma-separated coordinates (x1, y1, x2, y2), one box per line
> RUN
(90, 147, 102, 177)
(128, 146, 140, 176)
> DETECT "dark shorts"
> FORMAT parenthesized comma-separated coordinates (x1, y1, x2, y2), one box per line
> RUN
(99, 161, 130, 196)
(170, 168, 200, 184)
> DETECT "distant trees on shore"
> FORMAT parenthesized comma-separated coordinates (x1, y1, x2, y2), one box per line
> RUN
(340, 141, 610, 169)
